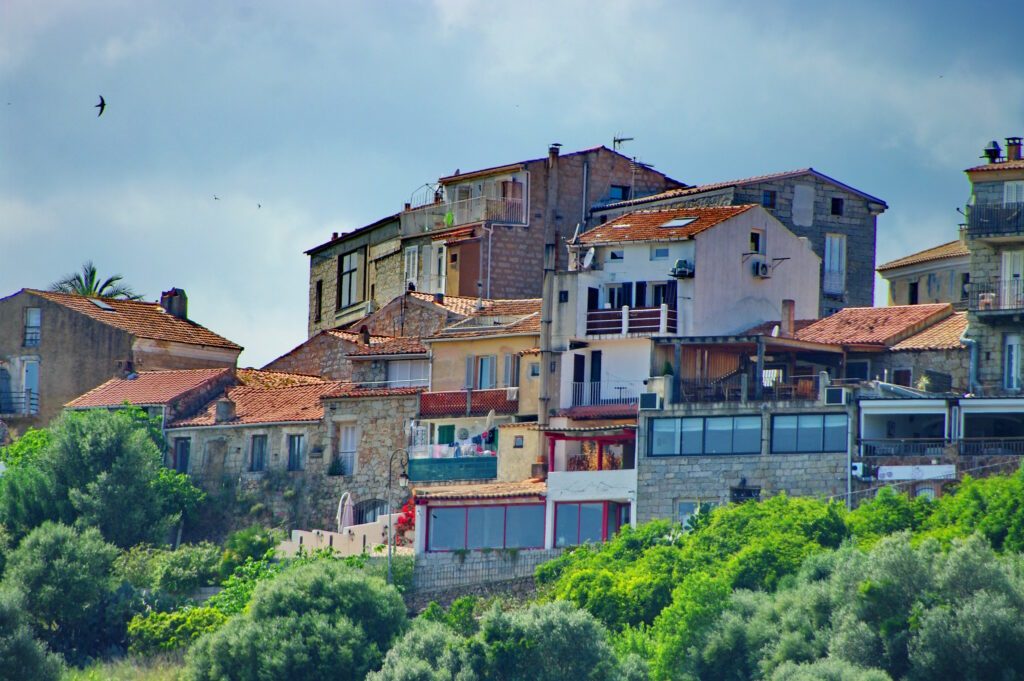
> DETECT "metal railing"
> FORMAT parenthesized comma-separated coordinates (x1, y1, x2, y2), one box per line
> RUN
(400, 196, 526, 234)
(0, 390, 39, 416)
(959, 437, 1024, 456)
(968, 278, 1024, 312)
(23, 328, 40, 347)
(966, 202, 1024, 238)
(860, 438, 949, 457)
(673, 374, 820, 403)
(585, 305, 678, 335)
(418, 388, 519, 417)
(570, 380, 643, 407)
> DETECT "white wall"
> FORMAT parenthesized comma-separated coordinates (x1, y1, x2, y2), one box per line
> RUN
(543, 469, 638, 548)
(557, 337, 652, 408)
(693, 206, 820, 335)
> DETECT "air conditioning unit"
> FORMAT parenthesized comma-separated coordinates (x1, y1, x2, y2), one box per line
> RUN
(752, 260, 771, 278)
(824, 387, 848, 405)
(670, 259, 695, 278)
(639, 392, 661, 410)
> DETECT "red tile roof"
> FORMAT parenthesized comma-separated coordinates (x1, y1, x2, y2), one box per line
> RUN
(26, 290, 241, 350)
(414, 480, 546, 502)
(794, 304, 952, 347)
(407, 291, 483, 317)
(890, 312, 968, 351)
(65, 368, 232, 408)
(580, 205, 755, 245)
(347, 337, 427, 357)
(428, 300, 542, 340)
(965, 159, 1024, 173)
(236, 369, 328, 387)
(324, 329, 393, 344)
(321, 384, 425, 399)
(169, 382, 344, 427)
(877, 240, 969, 272)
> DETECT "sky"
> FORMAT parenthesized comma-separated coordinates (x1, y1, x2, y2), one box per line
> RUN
(2, 0, 1023, 367)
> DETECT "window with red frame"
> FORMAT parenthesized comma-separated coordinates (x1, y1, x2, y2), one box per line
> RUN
(555, 501, 630, 548)
(427, 503, 544, 552)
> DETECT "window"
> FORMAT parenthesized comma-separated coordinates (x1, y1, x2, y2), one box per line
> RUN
(792, 184, 815, 227)
(23, 308, 40, 347)
(648, 416, 762, 456)
(503, 354, 520, 387)
(337, 250, 362, 309)
(558, 290, 569, 303)
(404, 246, 419, 289)
(678, 501, 716, 530)
(336, 424, 357, 475)
(823, 233, 846, 295)
(846, 359, 870, 381)
(908, 281, 919, 305)
(609, 250, 624, 261)
(749, 230, 764, 254)
(427, 504, 544, 551)
(606, 285, 629, 309)
(287, 434, 304, 471)
(961, 273, 970, 301)
(893, 369, 912, 387)
(355, 499, 388, 525)
(762, 190, 777, 209)
(831, 197, 845, 216)
(650, 246, 670, 261)
(529, 362, 541, 378)
(609, 185, 631, 202)
(555, 502, 628, 547)
(771, 414, 847, 453)
(173, 438, 190, 474)
(313, 280, 323, 322)
(1005, 181, 1024, 206)
(450, 252, 458, 264)
(652, 283, 669, 308)
(513, 435, 524, 448)
(250, 435, 267, 472)
(477, 355, 497, 389)
(1005, 334, 1022, 391)
(387, 360, 429, 387)
(914, 485, 936, 500)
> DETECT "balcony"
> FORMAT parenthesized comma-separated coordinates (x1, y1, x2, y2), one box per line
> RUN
(860, 438, 949, 457)
(858, 437, 1024, 459)
(0, 390, 39, 417)
(23, 328, 40, 348)
(959, 437, 1024, 456)
(400, 196, 526, 234)
(585, 305, 678, 336)
(419, 388, 519, 418)
(671, 374, 820, 404)
(408, 455, 498, 483)
(966, 202, 1024, 239)
(968, 278, 1024, 314)
(570, 381, 642, 408)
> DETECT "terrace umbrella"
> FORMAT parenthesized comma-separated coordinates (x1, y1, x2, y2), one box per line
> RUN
(336, 492, 355, 533)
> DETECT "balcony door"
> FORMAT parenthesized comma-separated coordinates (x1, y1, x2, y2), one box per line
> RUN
(1001, 250, 1024, 309)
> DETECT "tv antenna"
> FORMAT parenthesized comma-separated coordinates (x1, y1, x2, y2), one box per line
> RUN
(613, 135, 634, 151)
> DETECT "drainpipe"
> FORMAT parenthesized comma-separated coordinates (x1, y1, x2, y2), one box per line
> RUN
(581, 158, 589, 228)
(960, 325, 980, 395)
(481, 224, 494, 299)
(538, 144, 561, 426)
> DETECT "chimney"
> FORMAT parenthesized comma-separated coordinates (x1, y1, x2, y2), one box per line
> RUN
(332, 231, 338, 240)
(359, 325, 371, 345)
(433, 292, 445, 305)
(1007, 137, 1023, 162)
(214, 397, 235, 423)
(548, 142, 561, 166)
(781, 299, 795, 337)
(159, 288, 188, 320)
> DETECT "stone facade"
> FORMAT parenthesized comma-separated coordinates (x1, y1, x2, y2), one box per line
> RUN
(411, 548, 563, 595)
(359, 294, 462, 339)
(635, 401, 852, 523)
(864, 348, 970, 392)
(262, 333, 364, 381)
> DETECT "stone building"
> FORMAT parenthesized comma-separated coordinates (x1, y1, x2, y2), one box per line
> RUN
(877, 238, 970, 308)
(0, 288, 240, 438)
(304, 145, 683, 335)
(262, 329, 392, 381)
(591, 169, 888, 316)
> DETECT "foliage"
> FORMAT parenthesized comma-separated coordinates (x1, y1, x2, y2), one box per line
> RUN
(845, 487, 931, 546)
(218, 525, 281, 580)
(127, 606, 227, 656)
(2, 522, 118, 661)
(770, 658, 892, 681)
(394, 498, 415, 547)
(0, 427, 51, 468)
(184, 560, 407, 681)
(0, 588, 63, 681)
(204, 552, 281, 616)
(0, 409, 205, 547)
(50, 260, 142, 300)
(62, 656, 183, 681)
(156, 543, 222, 595)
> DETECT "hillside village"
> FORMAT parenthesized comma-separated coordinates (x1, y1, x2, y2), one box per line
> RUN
(4, 138, 1024, 599)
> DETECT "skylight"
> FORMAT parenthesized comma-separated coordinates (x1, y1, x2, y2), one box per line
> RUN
(662, 217, 697, 228)
(88, 298, 115, 311)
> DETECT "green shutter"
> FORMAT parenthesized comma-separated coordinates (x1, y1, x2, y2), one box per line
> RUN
(437, 424, 456, 444)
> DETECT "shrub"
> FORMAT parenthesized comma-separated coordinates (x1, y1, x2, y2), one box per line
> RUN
(156, 542, 221, 595)
(218, 525, 281, 580)
(0, 588, 63, 681)
(128, 606, 227, 656)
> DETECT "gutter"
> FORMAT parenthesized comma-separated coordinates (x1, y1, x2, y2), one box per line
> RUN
(960, 324, 981, 394)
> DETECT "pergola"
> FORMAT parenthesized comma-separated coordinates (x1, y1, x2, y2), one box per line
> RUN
(544, 424, 637, 471)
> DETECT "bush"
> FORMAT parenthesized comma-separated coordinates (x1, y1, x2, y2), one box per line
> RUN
(128, 606, 227, 655)
(156, 543, 221, 595)
(2, 522, 118, 661)
(218, 525, 281, 580)
(0, 427, 51, 468)
(0, 588, 63, 681)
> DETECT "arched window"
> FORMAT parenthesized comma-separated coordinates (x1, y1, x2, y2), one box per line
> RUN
(354, 499, 388, 525)
(913, 484, 936, 500)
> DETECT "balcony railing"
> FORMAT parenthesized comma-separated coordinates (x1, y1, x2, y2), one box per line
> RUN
(966, 202, 1024, 238)
(968, 278, 1024, 312)
(586, 305, 678, 336)
(0, 390, 39, 416)
(672, 374, 820, 403)
(23, 328, 40, 347)
(419, 388, 519, 418)
(570, 381, 642, 407)
(408, 456, 498, 483)
(959, 437, 1024, 456)
(400, 196, 526, 234)
(860, 438, 949, 457)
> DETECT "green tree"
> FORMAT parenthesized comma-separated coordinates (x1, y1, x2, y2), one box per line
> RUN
(218, 525, 282, 580)
(0, 588, 63, 681)
(49, 261, 142, 300)
(770, 658, 892, 681)
(2, 522, 118, 660)
(0, 427, 51, 468)
(367, 619, 475, 681)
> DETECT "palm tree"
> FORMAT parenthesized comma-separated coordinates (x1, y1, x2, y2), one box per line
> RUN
(50, 261, 143, 300)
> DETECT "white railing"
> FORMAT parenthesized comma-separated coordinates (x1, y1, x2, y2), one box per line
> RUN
(570, 380, 643, 407)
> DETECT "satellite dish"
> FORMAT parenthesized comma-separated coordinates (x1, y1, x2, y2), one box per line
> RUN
(581, 247, 596, 270)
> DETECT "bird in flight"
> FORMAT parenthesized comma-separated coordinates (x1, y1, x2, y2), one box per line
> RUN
(95, 95, 106, 117)
(213, 195, 220, 200)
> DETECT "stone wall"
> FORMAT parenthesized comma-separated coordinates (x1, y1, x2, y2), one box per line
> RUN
(411, 548, 563, 595)
(965, 238, 1013, 393)
(868, 348, 969, 392)
(263, 333, 362, 380)
(405, 576, 538, 613)
(360, 295, 455, 339)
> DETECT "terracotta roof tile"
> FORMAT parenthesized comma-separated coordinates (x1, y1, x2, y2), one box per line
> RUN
(579, 206, 755, 245)
(169, 382, 344, 427)
(347, 337, 427, 357)
(428, 300, 542, 340)
(321, 384, 425, 399)
(414, 480, 546, 501)
(966, 159, 1024, 173)
(794, 304, 952, 347)
(324, 329, 393, 344)
(236, 369, 329, 387)
(877, 240, 969, 272)
(65, 368, 232, 408)
(890, 312, 968, 351)
(26, 290, 241, 350)
(407, 291, 482, 317)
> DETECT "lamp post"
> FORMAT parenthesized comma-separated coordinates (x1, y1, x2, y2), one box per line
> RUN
(386, 448, 410, 585)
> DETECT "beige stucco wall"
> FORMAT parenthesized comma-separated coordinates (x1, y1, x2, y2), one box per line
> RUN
(427, 334, 540, 417)
(497, 424, 544, 481)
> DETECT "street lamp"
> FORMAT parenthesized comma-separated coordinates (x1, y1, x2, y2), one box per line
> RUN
(386, 448, 410, 585)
